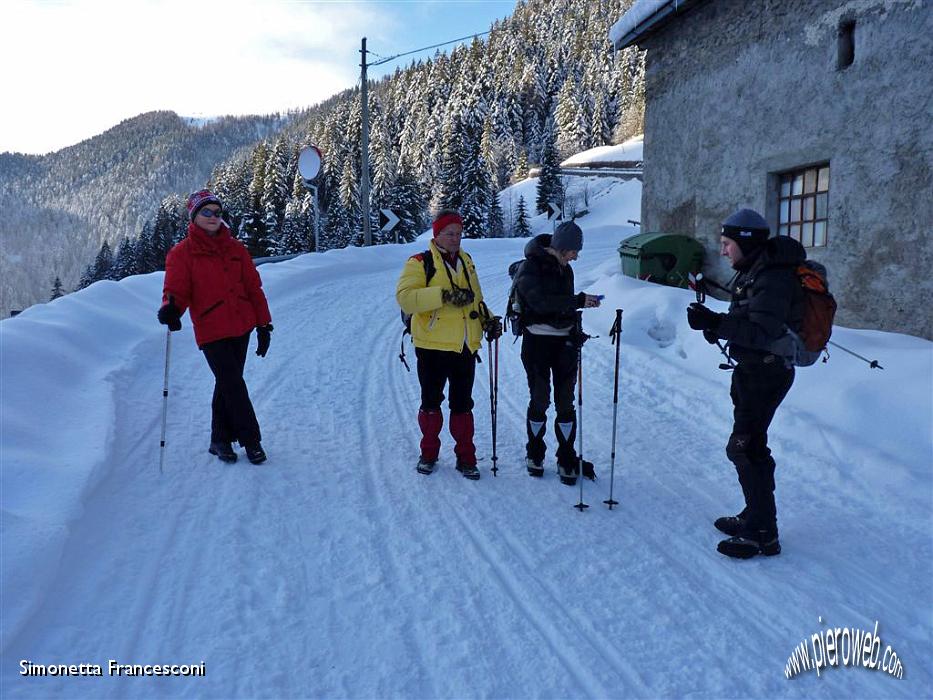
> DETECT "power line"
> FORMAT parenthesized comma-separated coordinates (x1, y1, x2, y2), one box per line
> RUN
(368, 30, 491, 67)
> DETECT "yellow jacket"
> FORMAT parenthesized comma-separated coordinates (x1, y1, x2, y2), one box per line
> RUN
(396, 241, 485, 353)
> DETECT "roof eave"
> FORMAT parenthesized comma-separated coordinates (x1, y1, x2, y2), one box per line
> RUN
(612, 0, 708, 50)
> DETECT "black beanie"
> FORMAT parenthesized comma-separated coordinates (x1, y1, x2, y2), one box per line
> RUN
(721, 208, 770, 255)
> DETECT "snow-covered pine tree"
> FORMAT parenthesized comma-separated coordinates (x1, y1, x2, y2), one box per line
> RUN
(536, 120, 564, 215)
(488, 188, 505, 238)
(514, 195, 532, 238)
(112, 237, 137, 280)
(50, 277, 65, 301)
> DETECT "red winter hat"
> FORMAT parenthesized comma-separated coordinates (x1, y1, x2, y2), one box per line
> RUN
(187, 189, 223, 220)
(432, 210, 463, 237)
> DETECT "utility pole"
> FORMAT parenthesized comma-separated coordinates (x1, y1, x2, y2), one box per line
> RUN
(360, 37, 372, 246)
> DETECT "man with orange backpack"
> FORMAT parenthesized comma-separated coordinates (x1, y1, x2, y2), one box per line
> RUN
(686, 208, 806, 559)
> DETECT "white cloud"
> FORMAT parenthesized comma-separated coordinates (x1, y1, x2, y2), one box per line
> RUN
(0, 0, 399, 154)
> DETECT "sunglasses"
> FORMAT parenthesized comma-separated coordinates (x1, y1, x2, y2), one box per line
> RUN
(198, 208, 224, 219)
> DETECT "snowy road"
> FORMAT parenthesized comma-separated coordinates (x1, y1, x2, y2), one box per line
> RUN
(2, 226, 930, 698)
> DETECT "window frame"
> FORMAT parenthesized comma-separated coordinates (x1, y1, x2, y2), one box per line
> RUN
(777, 163, 830, 248)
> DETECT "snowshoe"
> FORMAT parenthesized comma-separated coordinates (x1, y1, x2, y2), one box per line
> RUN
(557, 462, 578, 486)
(717, 530, 781, 559)
(526, 457, 544, 478)
(714, 510, 748, 537)
(244, 443, 267, 465)
(416, 457, 438, 475)
(456, 461, 481, 480)
(208, 441, 237, 463)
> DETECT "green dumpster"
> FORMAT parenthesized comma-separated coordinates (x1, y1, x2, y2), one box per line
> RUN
(619, 232, 704, 288)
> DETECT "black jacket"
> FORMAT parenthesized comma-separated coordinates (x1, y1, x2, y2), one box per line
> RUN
(717, 236, 806, 363)
(513, 234, 585, 328)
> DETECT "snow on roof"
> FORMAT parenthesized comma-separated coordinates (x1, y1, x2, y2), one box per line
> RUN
(561, 135, 644, 166)
(609, 0, 668, 47)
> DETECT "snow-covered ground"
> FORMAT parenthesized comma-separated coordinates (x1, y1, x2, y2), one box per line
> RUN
(2, 177, 931, 698)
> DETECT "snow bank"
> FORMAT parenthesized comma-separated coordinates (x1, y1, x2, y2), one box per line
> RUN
(561, 135, 644, 166)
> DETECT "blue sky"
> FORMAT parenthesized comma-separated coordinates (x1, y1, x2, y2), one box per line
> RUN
(0, 0, 517, 155)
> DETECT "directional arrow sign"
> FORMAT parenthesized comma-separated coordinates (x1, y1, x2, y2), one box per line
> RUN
(379, 209, 400, 233)
(547, 201, 562, 221)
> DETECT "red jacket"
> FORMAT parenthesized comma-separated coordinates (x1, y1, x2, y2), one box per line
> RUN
(161, 222, 272, 347)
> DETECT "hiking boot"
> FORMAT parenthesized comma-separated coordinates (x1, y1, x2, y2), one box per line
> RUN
(456, 460, 480, 480)
(526, 457, 544, 477)
(714, 510, 749, 537)
(244, 443, 267, 465)
(717, 530, 781, 559)
(208, 441, 237, 463)
(416, 456, 438, 475)
(581, 459, 596, 481)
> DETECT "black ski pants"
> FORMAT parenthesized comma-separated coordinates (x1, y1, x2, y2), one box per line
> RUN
(201, 331, 261, 447)
(727, 359, 794, 533)
(416, 345, 476, 413)
(521, 333, 578, 466)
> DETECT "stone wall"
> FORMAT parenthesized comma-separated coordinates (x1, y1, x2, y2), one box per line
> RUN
(637, 0, 933, 338)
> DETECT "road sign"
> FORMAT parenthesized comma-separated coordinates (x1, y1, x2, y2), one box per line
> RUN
(379, 209, 400, 233)
(547, 201, 562, 221)
(297, 145, 323, 185)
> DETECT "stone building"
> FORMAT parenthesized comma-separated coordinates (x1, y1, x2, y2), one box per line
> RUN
(611, 0, 933, 338)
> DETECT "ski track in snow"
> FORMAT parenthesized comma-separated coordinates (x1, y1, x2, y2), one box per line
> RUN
(2, 235, 930, 699)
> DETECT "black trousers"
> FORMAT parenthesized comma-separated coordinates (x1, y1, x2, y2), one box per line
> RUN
(415, 346, 476, 413)
(201, 332, 261, 447)
(521, 333, 578, 466)
(727, 360, 794, 533)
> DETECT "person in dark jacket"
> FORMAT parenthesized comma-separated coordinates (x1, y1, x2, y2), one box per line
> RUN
(687, 208, 805, 559)
(157, 190, 274, 465)
(512, 221, 601, 485)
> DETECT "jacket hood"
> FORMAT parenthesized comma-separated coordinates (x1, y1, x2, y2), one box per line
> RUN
(524, 233, 553, 259)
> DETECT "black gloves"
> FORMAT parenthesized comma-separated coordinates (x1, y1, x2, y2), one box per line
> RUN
(256, 323, 273, 357)
(157, 298, 182, 332)
(703, 330, 719, 345)
(482, 315, 503, 342)
(687, 303, 723, 333)
(442, 287, 475, 307)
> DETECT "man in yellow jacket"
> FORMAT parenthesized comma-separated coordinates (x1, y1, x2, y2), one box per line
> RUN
(396, 210, 500, 479)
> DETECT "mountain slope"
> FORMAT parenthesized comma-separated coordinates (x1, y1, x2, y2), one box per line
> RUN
(0, 111, 286, 317)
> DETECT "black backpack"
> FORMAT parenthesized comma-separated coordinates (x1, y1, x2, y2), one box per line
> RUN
(504, 259, 526, 338)
(400, 250, 437, 334)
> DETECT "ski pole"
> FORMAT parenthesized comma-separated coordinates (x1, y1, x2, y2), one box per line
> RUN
(574, 314, 589, 512)
(827, 340, 884, 369)
(487, 336, 500, 476)
(604, 309, 623, 510)
(159, 328, 172, 474)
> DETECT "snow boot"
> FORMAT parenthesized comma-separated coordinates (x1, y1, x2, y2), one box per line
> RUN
(714, 508, 749, 536)
(208, 441, 237, 463)
(456, 460, 481, 480)
(526, 457, 544, 477)
(244, 442, 267, 465)
(418, 409, 443, 463)
(416, 457, 438, 475)
(717, 529, 781, 559)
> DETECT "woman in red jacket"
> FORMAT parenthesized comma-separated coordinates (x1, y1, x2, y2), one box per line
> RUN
(158, 190, 273, 465)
